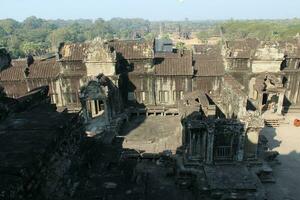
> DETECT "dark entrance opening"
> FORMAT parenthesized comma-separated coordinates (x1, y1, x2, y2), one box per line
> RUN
(262, 93, 268, 105)
(214, 134, 234, 161)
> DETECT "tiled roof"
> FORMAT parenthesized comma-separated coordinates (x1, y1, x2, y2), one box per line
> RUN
(183, 90, 210, 107)
(278, 39, 300, 58)
(109, 40, 154, 60)
(194, 45, 218, 55)
(194, 57, 224, 76)
(226, 38, 300, 59)
(193, 45, 224, 76)
(226, 38, 260, 58)
(0, 58, 60, 81)
(60, 43, 89, 61)
(223, 74, 246, 96)
(154, 50, 193, 76)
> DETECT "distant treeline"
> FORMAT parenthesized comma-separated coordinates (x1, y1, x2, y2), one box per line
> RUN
(1, 16, 300, 58)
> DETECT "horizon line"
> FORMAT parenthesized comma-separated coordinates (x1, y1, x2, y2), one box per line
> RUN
(1, 16, 300, 23)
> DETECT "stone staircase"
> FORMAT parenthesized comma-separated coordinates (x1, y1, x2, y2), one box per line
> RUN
(264, 119, 280, 127)
(264, 116, 286, 127)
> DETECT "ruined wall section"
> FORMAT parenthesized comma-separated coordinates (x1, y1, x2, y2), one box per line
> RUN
(222, 40, 253, 94)
(223, 39, 300, 107)
(192, 76, 223, 95)
(193, 44, 225, 96)
(252, 43, 285, 73)
(218, 75, 248, 118)
(0, 91, 86, 200)
(56, 43, 89, 109)
(284, 58, 300, 106)
(154, 76, 192, 106)
(84, 40, 117, 77)
(284, 71, 300, 105)
(240, 112, 264, 160)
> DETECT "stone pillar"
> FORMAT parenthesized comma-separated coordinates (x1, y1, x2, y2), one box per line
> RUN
(188, 129, 192, 156)
(91, 99, 96, 117)
(80, 100, 89, 123)
(277, 92, 284, 115)
(237, 133, 245, 161)
(257, 93, 263, 115)
(56, 80, 64, 107)
(205, 129, 214, 164)
(202, 132, 207, 159)
(104, 100, 110, 124)
(244, 127, 261, 160)
(25, 78, 30, 92)
(238, 97, 247, 118)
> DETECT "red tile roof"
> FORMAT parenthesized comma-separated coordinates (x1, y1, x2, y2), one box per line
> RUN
(0, 58, 60, 81)
(154, 50, 193, 76)
(226, 38, 260, 58)
(109, 40, 154, 60)
(223, 74, 246, 96)
(60, 43, 89, 61)
(278, 39, 300, 58)
(193, 45, 224, 76)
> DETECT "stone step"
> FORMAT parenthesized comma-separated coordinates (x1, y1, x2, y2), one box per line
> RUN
(264, 119, 280, 127)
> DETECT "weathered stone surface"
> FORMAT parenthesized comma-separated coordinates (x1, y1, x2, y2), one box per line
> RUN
(0, 87, 84, 200)
(122, 116, 182, 153)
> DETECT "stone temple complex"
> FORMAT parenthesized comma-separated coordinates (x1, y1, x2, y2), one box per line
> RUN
(0, 37, 300, 199)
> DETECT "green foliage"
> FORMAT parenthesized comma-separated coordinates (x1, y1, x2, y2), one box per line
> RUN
(196, 31, 209, 43)
(176, 42, 186, 50)
(144, 32, 156, 41)
(109, 18, 150, 39)
(161, 33, 171, 40)
(220, 19, 300, 41)
(20, 41, 46, 56)
(1, 17, 300, 59)
(0, 17, 152, 58)
(23, 16, 44, 29)
(0, 19, 20, 34)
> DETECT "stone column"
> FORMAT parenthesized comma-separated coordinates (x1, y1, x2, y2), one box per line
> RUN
(80, 99, 89, 123)
(104, 99, 110, 125)
(189, 129, 192, 156)
(91, 99, 96, 117)
(205, 128, 214, 164)
(277, 92, 284, 115)
(238, 97, 247, 118)
(202, 132, 207, 159)
(257, 93, 263, 115)
(237, 133, 245, 161)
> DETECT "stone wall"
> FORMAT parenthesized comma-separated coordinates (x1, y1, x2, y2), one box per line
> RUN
(218, 76, 247, 118)
(252, 60, 282, 73)
(0, 96, 85, 200)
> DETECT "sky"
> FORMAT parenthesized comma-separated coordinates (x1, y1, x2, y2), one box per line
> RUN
(0, 0, 299, 21)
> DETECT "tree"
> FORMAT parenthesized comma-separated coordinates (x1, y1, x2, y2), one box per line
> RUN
(196, 31, 209, 43)
(161, 33, 171, 40)
(0, 19, 19, 34)
(20, 41, 45, 56)
(48, 28, 72, 50)
(0, 27, 7, 47)
(144, 32, 156, 41)
(23, 16, 44, 29)
(0, 27, 6, 37)
(176, 42, 186, 50)
(1, 16, 300, 59)
(90, 18, 113, 39)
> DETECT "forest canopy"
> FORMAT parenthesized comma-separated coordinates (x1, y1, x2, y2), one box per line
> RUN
(1, 16, 300, 58)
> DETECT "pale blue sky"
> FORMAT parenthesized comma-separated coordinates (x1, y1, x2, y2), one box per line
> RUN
(0, 0, 298, 21)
